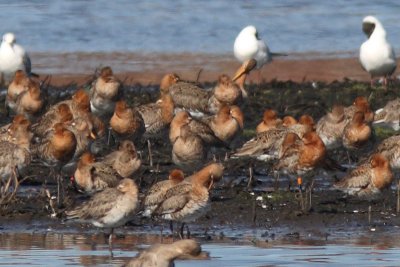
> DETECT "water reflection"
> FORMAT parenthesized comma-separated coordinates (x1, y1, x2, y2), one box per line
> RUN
(1, 232, 400, 266)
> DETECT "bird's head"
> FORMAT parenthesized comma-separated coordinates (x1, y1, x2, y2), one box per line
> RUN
(3, 33, 16, 45)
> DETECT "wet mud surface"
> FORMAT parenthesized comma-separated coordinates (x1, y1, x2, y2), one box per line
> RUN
(30, 52, 400, 86)
(1, 77, 400, 244)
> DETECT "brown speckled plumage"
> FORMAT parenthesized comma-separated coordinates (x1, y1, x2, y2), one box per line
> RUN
(124, 239, 204, 267)
(74, 152, 122, 194)
(152, 163, 224, 223)
(334, 153, 393, 199)
(90, 66, 121, 119)
(143, 169, 185, 217)
(102, 140, 141, 178)
(66, 178, 138, 228)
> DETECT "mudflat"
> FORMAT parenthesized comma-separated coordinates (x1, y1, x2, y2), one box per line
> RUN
(1, 71, 400, 242)
(30, 52, 400, 87)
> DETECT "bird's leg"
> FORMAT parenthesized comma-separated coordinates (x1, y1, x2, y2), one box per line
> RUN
(383, 76, 390, 90)
(3, 166, 19, 203)
(1, 171, 13, 202)
(52, 166, 61, 207)
(147, 140, 153, 167)
(108, 228, 114, 257)
(196, 68, 203, 83)
(11, 166, 19, 200)
(208, 179, 214, 190)
(186, 225, 191, 239)
(170, 221, 176, 241)
(57, 173, 61, 207)
(56, 165, 64, 208)
(107, 127, 112, 146)
(257, 69, 262, 85)
(274, 172, 280, 191)
(160, 225, 164, 243)
(179, 223, 185, 239)
(308, 179, 315, 211)
(397, 179, 400, 214)
(346, 151, 351, 165)
(247, 164, 253, 189)
(368, 205, 372, 225)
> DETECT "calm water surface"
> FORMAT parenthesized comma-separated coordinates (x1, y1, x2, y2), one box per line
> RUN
(1, 233, 400, 266)
(0, 1, 399, 54)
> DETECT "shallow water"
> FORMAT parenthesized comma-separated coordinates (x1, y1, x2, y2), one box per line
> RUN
(1, 1, 399, 54)
(1, 233, 400, 266)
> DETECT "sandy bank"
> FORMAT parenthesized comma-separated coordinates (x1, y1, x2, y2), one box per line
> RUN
(30, 52, 400, 87)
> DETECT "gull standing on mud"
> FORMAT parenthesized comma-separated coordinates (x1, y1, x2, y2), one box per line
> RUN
(359, 16, 396, 87)
(234, 25, 271, 69)
(66, 178, 139, 252)
(0, 33, 33, 84)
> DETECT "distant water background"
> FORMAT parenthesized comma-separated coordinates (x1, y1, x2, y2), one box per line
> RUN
(1, 0, 399, 56)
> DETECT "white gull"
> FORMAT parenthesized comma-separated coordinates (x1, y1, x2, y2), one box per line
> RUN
(359, 16, 396, 87)
(0, 33, 33, 84)
(233, 25, 271, 69)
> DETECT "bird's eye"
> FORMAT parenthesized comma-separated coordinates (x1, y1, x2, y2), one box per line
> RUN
(255, 32, 260, 40)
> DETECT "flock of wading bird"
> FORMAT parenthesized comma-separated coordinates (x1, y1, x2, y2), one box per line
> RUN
(0, 15, 399, 265)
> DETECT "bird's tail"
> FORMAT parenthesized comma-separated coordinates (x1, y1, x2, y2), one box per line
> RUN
(270, 52, 288, 57)
(64, 209, 80, 221)
(230, 139, 261, 158)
